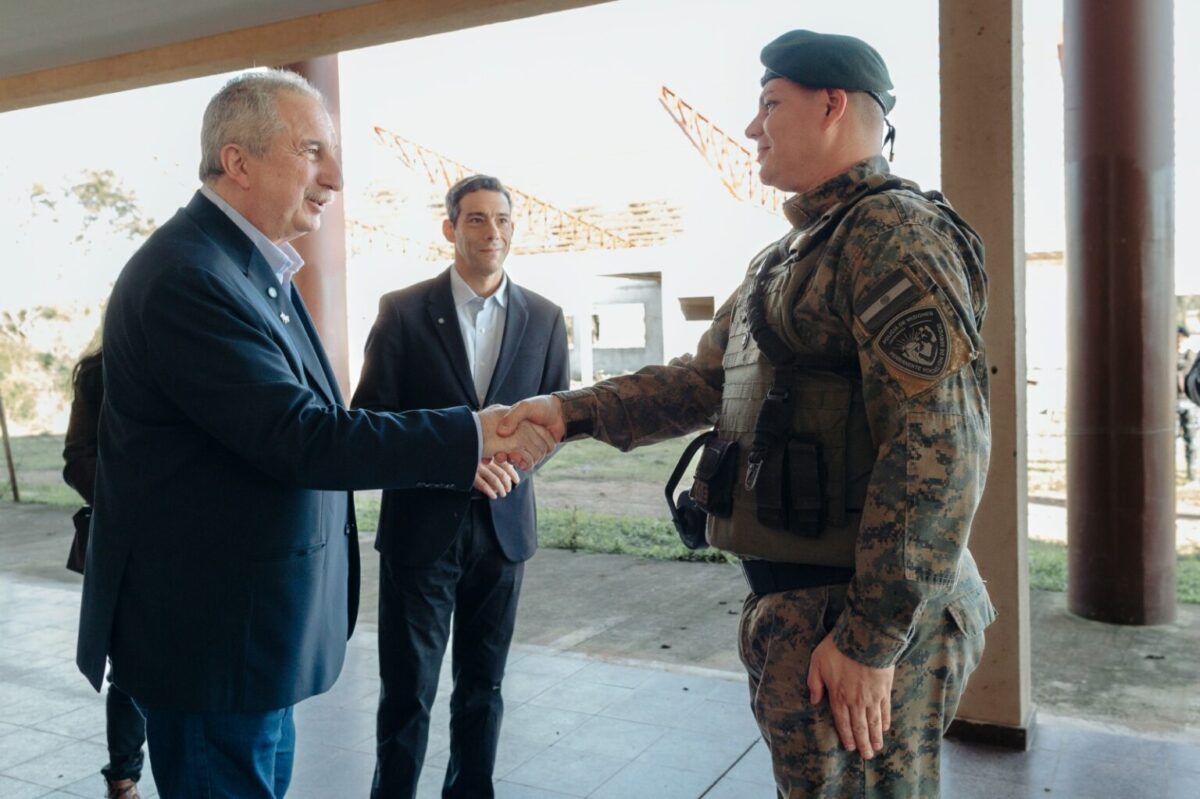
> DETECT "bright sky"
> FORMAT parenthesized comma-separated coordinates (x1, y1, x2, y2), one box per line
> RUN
(0, 0, 1195, 334)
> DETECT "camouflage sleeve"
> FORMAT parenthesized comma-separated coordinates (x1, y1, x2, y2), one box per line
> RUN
(830, 222, 991, 669)
(555, 293, 734, 451)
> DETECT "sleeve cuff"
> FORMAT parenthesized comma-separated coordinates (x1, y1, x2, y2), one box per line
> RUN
(831, 605, 913, 669)
(471, 411, 482, 462)
(556, 389, 595, 438)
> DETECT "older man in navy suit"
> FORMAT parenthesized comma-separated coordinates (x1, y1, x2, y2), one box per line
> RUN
(353, 175, 569, 798)
(77, 71, 554, 799)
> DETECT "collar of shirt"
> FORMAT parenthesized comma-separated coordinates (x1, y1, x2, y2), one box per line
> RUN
(782, 154, 891, 233)
(200, 185, 304, 287)
(449, 265, 509, 312)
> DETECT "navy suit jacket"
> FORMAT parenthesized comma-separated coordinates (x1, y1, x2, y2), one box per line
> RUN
(77, 192, 479, 712)
(352, 267, 569, 566)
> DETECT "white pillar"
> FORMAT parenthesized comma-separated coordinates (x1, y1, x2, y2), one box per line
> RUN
(574, 301, 595, 385)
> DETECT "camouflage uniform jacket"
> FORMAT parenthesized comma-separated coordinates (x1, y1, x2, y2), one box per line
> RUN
(1179, 347, 1197, 401)
(558, 156, 991, 667)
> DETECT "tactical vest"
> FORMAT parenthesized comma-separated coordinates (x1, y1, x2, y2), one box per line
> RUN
(707, 238, 876, 567)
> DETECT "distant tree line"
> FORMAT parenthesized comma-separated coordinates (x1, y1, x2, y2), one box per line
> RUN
(0, 170, 154, 428)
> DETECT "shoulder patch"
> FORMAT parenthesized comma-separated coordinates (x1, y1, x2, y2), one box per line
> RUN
(854, 269, 922, 335)
(877, 306, 949, 378)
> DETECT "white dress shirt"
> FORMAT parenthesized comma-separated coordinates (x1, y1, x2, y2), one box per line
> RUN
(199, 185, 303, 288)
(449, 266, 509, 406)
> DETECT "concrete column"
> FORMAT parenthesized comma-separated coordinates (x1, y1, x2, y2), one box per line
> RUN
(574, 301, 595, 384)
(284, 55, 352, 394)
(1063, 0, 1175, 625)
(940, 0, 1033, 747)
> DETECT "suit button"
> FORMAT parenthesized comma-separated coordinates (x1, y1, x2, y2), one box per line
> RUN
(344, 523, 352, 536)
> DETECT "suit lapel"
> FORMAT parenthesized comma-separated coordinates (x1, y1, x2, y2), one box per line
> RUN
(427, 269, 478, 404)
(484, 282, 528, 405)
(187, 193, 338, 406)
(247, 254, 336, 406)
(288, 286, 341, 405)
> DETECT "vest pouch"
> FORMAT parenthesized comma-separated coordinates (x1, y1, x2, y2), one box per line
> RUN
(754, 443, 786, 529)
(690, 437, 739, 518)
(754, 435, 825, 536)
(790, 377, 856, 529)
(786, 437, 824, 537)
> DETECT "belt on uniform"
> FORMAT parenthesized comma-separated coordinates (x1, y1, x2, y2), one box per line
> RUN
(740, 560, 854, 594)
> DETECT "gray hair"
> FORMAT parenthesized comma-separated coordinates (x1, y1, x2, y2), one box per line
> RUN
(199, 69, 325, 183)
(445, 175, 512, 225)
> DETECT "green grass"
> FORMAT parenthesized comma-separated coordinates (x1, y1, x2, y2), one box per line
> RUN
(1029, 539, 1200, 604)
(356, 494, 380, 534)
(536, 507, 731, 563)
(536, 434, 704, 484)
(0, 432, 80, 506)
(1180, 551, 1200, 603)
(1029, 540, 1069, 592)
(6, 432, 1200, 602)
(354, 496, 726, 562)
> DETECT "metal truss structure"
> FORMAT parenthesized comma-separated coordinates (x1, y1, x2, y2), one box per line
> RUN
(657, 85, 785, 215)
(373, 126, 637, 254)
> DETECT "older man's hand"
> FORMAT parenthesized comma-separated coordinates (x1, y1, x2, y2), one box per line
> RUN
(473, 460, 520, 499)
(479, 405, 556, 470)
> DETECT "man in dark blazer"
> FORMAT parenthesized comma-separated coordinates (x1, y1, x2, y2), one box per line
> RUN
(77, 73, 553, 799)
(352, 174, 570, 799)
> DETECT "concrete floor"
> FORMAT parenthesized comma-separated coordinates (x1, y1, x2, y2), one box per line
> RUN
(1, 501, 1199, 797)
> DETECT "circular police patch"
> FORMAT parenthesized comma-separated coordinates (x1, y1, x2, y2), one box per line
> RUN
(877, 306, 949, 378)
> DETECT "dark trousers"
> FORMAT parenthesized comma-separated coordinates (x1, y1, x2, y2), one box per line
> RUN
(103, 671, 146, 783)
(372, 500, 525, 799)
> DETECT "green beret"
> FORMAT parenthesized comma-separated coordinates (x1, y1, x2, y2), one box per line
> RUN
(760, 29, 895, 114)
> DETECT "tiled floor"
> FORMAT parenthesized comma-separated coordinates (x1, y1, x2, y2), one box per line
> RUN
(2, 572, 1199, 797)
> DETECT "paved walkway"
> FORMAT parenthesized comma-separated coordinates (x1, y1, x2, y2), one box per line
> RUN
(1, 503, 1199, 797)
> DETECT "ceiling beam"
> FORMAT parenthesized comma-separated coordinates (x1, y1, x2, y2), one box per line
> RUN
(0, 0, 610, 113)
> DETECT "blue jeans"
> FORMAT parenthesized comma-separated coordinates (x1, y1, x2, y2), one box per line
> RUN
(135, 702, 295, 798)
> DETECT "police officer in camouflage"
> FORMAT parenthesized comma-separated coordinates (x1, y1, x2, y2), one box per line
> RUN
(499, 29, 995, 797)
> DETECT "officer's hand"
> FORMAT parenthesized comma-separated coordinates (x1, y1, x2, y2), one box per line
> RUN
(807, 633, 894, 760)
(498, 395, 566, 442)
(480, 405, 556, 470)
(473, 459, 520, 499)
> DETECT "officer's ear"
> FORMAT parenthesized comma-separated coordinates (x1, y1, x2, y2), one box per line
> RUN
(822, 89, 850, 128)
(442, 218, 455, 243)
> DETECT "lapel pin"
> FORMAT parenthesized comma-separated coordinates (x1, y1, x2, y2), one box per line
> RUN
(267, 286, 278, 299)
(280, 312, 291, 324)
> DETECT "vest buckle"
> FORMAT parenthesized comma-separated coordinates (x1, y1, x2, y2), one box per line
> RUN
(745, 456, 763, 491)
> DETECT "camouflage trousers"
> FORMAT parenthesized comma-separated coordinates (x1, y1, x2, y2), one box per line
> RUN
(738, 580, 993, 798)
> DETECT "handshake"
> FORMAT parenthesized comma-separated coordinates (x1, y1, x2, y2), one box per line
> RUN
(474, 396, 567, 498)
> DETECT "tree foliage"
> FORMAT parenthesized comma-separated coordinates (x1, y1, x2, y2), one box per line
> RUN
(0, 307, 73, 425)
(30, 169, 157, 245)
(2, 170, 152, 429)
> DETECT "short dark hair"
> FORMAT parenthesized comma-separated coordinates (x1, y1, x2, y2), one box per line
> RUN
(445, 175, 512, 225)
(1181, 325, 1192, 338)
